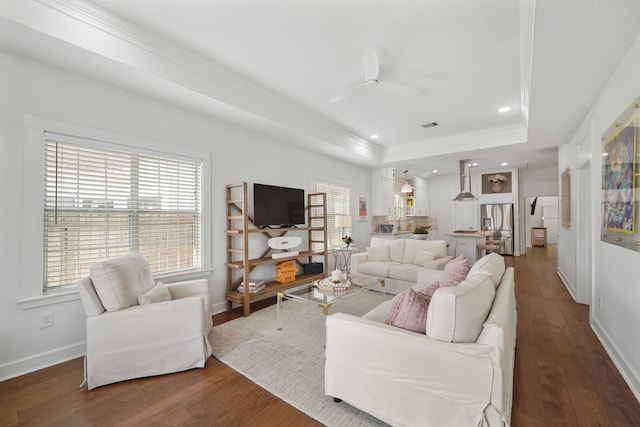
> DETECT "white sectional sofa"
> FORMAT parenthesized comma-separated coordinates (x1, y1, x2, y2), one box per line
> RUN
(350, 237, 452, 294)
(325, 253, 516, 427)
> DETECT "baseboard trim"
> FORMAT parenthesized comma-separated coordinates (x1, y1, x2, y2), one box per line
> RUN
(557, 268, 576, 300)
(0, 342, 86, 382)
(591, 317, 640, 403)
(212, 300, 228, 315)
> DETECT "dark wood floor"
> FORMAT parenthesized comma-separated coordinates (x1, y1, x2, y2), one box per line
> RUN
(2, 246, 640, 426)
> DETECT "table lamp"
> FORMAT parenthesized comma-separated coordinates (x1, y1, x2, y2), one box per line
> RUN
(335, 215, 352, 245)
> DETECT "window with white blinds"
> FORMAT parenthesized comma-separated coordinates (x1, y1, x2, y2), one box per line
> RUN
(43, 137, 202, 291)
(312, 182, 350, 248)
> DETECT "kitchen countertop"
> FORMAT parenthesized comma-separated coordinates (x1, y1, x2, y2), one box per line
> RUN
(371, 231, 413, 235)
(447, 230, 489, 237)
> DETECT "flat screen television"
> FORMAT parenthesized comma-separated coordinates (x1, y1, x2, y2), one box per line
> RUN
(253, 183, 305, 228)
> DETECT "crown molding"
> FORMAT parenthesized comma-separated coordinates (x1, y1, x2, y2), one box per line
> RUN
(383, 124, 528, 163)
(3, 0, 383, 163)
(519, 0, 536, 130)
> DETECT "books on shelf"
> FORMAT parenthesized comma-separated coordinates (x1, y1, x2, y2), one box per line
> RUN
(237, 280, 266, 293)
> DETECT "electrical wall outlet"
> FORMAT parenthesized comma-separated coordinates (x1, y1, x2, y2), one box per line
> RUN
(40, 311, 54, 328)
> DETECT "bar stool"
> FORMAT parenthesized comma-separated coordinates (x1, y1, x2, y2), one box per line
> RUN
(476, 237, 500, 259)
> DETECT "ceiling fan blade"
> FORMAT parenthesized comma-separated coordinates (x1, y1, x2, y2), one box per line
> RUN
(378, 81, 420, 97)
(328, 83, 367, 103)
(362, 46, 379, 82)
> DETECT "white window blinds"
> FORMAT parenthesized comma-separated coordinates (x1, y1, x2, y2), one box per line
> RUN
(312, 182, 350, 248)
(43, 137, 202, 291)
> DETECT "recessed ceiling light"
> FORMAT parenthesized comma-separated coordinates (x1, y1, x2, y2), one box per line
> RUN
(432, 170, 438, 173)
(501, 162, 509, 166)
(602, 152, 608, 156)
(498, 106, 510, 113)
(471, 162, 479, 167)
(370, 134, 379, 139)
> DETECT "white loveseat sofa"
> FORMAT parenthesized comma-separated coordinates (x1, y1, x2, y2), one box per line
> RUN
(325, 253, 516, 426)
(350, 237, 452, 294)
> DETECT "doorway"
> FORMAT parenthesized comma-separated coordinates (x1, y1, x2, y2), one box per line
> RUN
(524, 196, 559, 248)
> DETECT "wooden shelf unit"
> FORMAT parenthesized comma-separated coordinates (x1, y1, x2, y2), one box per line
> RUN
(225, 182, 329, 316)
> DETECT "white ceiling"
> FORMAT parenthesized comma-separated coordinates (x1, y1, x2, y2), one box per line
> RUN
(2, 0, 640, 177)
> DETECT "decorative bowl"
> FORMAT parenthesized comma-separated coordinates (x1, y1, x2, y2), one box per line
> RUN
(380, 224, 394, 233)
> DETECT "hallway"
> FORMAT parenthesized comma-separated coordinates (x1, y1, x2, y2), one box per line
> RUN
(510, 245, 640, 426)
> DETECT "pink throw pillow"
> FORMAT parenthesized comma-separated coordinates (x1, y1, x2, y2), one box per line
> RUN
(385, 283, 440, 334)
(441, 254, 470, 287)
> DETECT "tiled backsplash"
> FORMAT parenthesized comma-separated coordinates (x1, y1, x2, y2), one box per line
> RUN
(371, 215, 438, 233)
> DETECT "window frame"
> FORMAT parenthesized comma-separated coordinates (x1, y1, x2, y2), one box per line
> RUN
(311, 179, 352, 249)
(20, 116, 212, 309)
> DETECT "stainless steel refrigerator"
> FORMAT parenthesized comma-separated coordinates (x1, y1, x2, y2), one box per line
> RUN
(480, 203, 514, 255)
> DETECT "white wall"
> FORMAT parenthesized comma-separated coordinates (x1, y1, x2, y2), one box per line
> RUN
(0, 51, 371, 380)
(564, 32, 640, 401)
(426, 173, 460, 245)
(557, 144, 578, 299)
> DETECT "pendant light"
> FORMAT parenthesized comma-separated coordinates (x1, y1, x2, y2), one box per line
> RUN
(401, 170, 413, 193)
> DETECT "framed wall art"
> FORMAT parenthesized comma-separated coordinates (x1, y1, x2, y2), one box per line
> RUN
(481, 172, 512, 194)
(358, 196, 368, 221)
(600, 97, 640, 251)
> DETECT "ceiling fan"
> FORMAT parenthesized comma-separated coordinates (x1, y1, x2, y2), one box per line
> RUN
(329, 46, 420, 103)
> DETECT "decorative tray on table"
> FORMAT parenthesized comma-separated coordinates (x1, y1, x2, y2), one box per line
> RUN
(316, 277, 353, 293)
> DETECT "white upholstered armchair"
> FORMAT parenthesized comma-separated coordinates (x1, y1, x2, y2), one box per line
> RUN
(77, 252, 213, 390)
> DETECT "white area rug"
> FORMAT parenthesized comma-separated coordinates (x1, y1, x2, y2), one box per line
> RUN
(210, 291, 393, 427)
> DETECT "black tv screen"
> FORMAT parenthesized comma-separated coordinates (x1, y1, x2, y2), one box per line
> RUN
(253, 183, 305, 227)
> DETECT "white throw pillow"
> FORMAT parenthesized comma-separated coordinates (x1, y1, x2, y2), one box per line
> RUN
(90, 252, 155, 312)
(467, 252, 505, 288)
(366, 245, 391, 262)
(137, 282, 172, 305)
(402, 239, 447, 264)
(426, 274, 495, 343)
(413, 249, 438, 267)
(420, 240, 448, 259)
(370, 238, 404, 262)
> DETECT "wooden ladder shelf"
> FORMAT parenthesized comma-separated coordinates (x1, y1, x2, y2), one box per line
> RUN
(225, 182, 328, 316)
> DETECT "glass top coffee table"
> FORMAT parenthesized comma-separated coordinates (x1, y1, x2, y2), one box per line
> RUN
(276, 276, 381, 330)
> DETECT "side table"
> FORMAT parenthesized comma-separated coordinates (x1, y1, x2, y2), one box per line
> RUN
(332, 246, 359, 274)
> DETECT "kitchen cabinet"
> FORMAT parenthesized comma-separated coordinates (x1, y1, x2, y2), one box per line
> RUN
(371, 167, 395, 216)
(447, 232, 486, 264)
(453, 200, 477, 230)
(410, 177, 429, 216)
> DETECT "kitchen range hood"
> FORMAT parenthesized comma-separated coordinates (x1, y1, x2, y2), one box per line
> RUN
(452, 160, 476, 201)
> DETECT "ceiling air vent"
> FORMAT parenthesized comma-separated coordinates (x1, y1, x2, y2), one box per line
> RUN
(421, 122, 439, 129)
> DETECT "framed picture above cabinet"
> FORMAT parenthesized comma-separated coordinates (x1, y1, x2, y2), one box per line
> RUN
(481, 172, 512, 194)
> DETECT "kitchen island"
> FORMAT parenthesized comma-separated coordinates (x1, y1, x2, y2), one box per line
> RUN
(447, 231, 489, 264)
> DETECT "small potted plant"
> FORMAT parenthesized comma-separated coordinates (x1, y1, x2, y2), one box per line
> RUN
(412, 226, 429, 240)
